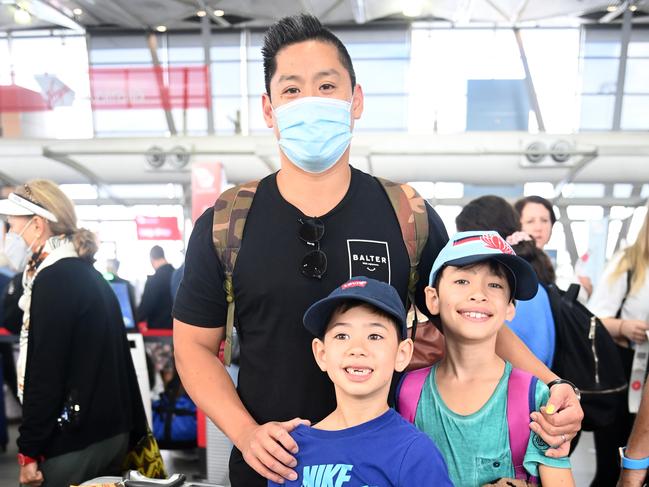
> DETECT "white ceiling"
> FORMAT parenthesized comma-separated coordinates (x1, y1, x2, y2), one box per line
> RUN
(1, 0, 648, 33)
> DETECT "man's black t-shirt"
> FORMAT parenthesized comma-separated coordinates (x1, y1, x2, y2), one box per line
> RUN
(173, 166, 448, 486)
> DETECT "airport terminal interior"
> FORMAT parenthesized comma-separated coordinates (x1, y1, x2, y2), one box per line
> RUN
(1, 0, 649, 485)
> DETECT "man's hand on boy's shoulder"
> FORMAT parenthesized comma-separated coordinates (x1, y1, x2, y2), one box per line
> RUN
(529, 383, 583, 458)
(237, 417, 310, 483)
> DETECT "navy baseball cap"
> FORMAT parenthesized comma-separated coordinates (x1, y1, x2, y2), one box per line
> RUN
(303, 276, 407, 339)
(429, 231, 538, 301)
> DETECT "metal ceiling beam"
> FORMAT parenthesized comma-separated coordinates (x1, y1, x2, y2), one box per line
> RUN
(105, 0, 149, 29)
(512, 0, 532, 24)
(483, 0, 512, 22)
(349, 0, 367, 24)
(514, 28, 545, 132)
(42, 148, 128, 205)
(599, 1, 628, 23)
(552, 153, 599, 200)
(613, 5, 633, 130)
(18, 0, 85, 31)
(146, 32, 178, 136)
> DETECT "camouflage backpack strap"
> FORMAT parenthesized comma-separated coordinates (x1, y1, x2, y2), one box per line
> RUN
(212, 180, 260, 366)
(376, 177, 429, 337)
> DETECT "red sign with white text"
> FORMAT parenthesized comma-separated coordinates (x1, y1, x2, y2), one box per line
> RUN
(89, 66, 210, 110)
(192, 161, 223, 222)
(135, 216, 181, 240)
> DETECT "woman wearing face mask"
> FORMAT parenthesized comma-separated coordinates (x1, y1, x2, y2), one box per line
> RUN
(0, 180, 140, 487)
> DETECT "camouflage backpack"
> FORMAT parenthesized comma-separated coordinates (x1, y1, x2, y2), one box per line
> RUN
(212, 177, 429, 366)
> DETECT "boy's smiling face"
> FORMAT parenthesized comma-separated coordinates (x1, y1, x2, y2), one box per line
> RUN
(312, 304, 412, 403)
(425, 262, 516, 343)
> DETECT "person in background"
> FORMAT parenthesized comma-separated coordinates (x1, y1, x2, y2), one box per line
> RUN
(588, 204, 649, 486)
(137, 245, 174, 330)
(515, 195, 592, 298)
(105, 258, 137, 316)
(0, 180, 138, 487)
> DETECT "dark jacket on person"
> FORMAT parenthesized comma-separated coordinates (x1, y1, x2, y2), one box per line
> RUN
(137, 263, 175, 329)
(1, 272, 23, 334)
(17, 257, 136, 460)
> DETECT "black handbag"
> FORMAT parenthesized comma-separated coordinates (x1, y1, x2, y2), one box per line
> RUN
(548, 283, 628, 431)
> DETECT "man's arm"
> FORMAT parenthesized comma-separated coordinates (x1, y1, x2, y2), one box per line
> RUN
(496, 325, 583, 457)
(618, 383, 649, 487)
(173, 319, 307, 483)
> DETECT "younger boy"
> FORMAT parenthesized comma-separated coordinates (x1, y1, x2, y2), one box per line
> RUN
(401, 231, 574, 486)
(269, 276, 452, 486)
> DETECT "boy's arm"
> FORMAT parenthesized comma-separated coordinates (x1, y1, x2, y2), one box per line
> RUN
(174, 320, 307, 483)
(496, 326, 583, 457)
(538, 464, 576, 486)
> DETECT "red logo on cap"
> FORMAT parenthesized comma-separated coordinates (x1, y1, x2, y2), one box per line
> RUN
(341, 280, 368, 290)
(632, 380, 642, 391)
(481, 234, 515, 255)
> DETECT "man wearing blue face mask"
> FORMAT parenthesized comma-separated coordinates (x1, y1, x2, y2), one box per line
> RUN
(172, 14, 584, 487)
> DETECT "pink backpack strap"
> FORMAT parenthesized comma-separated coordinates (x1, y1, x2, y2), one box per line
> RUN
(507, 367, 539, 483)
(396, 366, 433, 423)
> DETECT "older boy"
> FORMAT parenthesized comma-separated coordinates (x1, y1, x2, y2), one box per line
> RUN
(402, 231, 574, 486)
(268, 276, 452, 486)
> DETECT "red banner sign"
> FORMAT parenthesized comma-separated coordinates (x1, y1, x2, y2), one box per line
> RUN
(191, 161, 223, 222)
(135, 216, 181, 240)
(89, 66, 211, 110)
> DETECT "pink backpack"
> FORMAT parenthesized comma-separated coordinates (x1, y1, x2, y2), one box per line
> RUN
(397, 366, 539, 483)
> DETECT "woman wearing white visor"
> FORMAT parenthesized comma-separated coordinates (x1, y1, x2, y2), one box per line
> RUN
(0, 180, 139, 487)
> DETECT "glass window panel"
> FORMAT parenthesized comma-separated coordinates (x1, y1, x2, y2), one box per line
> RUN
(94, 109, 169, 136)
(248, 95, 269, 133)
(213, 96, 242, 134)
(210, 33, 242, 61)
(621, 95, 649, 130)
(171, 107, 208, 135)
(610, 206, 635, 220)
(627, 206, 648, 245)
(567, 205, 604, 220)
(625, 59, 649, 93)
(613, 184, 633, 198)
(606, 219, 622, 259)
(524, 182, 555, 198)
(90, 35, 151, 64)
(354, 59, 407, 94)
(247, 60, 265, 95)
(629, 29, 649, 57)
(168, 33, 203, 62)
(212, 62, 240, 96)
(579, 95, 614, 130)
(355, 95, 407, 130)
(432, 205, 462, 236)
(582, 41, 621, 57)
(581, 58, 619, 94)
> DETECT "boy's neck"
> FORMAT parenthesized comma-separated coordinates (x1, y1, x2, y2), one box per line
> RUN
(314, 396, 389, 431)
(438, 334, 502, 381)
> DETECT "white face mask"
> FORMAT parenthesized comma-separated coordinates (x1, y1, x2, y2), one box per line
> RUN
(2, 218, 35, 272)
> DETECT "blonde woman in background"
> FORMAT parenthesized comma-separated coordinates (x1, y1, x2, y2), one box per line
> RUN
(0, 180, 139, 487)
(588, 204, 649, 486)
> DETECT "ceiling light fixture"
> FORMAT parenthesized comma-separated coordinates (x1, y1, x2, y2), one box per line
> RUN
(155, 25, 167, 32)
(72, 7, 82, 15)
(402, 0, 424, 18)
(13, 6, 31, 24)
(629, 4, 638, 11)
(606, 5, 618, 12)
(196, 10, 207, 17)
(214, 9, 225, 17)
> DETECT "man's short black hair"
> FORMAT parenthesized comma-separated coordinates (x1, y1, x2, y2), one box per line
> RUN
(150, 245, 165, 260)
(262, 14, 356, 98)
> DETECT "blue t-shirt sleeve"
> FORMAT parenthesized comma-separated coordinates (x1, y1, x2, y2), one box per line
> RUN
(523, 380, 571, 476)
(399, 434, 453, 486)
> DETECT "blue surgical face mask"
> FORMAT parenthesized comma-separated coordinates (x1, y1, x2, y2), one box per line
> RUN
(274, 97, 353, 174)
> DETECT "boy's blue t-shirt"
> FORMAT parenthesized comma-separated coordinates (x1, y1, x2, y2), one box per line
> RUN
(268, 408, 452, 487)
(413, 362, 570, 486)
(507, 284, 556, 367)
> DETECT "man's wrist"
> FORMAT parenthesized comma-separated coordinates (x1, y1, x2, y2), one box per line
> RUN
(620, 447, 649, 470)
(547, 378, 581, 401)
